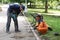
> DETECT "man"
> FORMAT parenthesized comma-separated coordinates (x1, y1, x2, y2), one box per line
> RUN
(6, 3, 21, 33)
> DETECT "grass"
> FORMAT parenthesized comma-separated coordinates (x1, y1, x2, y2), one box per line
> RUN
(26, 8, 60, 40)
(28, 8, 60, 13)
(43, 15, 60, 40)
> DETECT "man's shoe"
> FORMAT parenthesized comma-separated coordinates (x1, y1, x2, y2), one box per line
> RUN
(15, 30, 21, 32)
(6, 30, 9, 33)
(6, 31, 11, 34)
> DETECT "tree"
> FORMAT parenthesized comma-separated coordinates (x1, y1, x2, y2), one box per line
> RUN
(9, 0, 25, 3)
(45, 0, 48, 13)
(27, 0, 35, 8)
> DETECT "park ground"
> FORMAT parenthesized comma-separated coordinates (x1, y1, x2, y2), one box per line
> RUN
(0, 4, 60, 40)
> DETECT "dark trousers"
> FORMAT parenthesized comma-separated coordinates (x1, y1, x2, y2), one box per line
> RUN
(6, 13, 19, 32)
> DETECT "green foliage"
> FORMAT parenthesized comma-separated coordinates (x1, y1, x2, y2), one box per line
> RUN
(0, 0, 60, 9)
(9, 0, 35, 3)
(9, 0, 21, 3)
(0, 0, 2, 2)
(27, 0, 35, 3)
(48, 1, 58, 9)
(35, 1, 44, 8)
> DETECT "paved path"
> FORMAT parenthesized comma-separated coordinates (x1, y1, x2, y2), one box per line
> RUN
(0, 16, 36, 40)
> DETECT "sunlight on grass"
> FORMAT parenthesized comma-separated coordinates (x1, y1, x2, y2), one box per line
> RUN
(28, 8, 60, 14)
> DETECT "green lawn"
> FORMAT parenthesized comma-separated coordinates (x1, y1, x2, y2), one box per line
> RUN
(26, 9, 60, 40)
(28, 8, 60, 13)
(42, 15, 60, 40)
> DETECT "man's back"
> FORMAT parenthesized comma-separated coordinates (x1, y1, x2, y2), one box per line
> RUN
(8, 4, 20, 15)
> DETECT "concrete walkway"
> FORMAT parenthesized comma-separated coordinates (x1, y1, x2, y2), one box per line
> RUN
(0, 16, 36, 40)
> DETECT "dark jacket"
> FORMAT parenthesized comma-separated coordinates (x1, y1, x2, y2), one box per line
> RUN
(7, 4, 20, 16)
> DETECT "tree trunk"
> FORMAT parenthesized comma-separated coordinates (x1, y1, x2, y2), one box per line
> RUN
(45, 0, 48, 13)
(30, 1, 31, 8)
